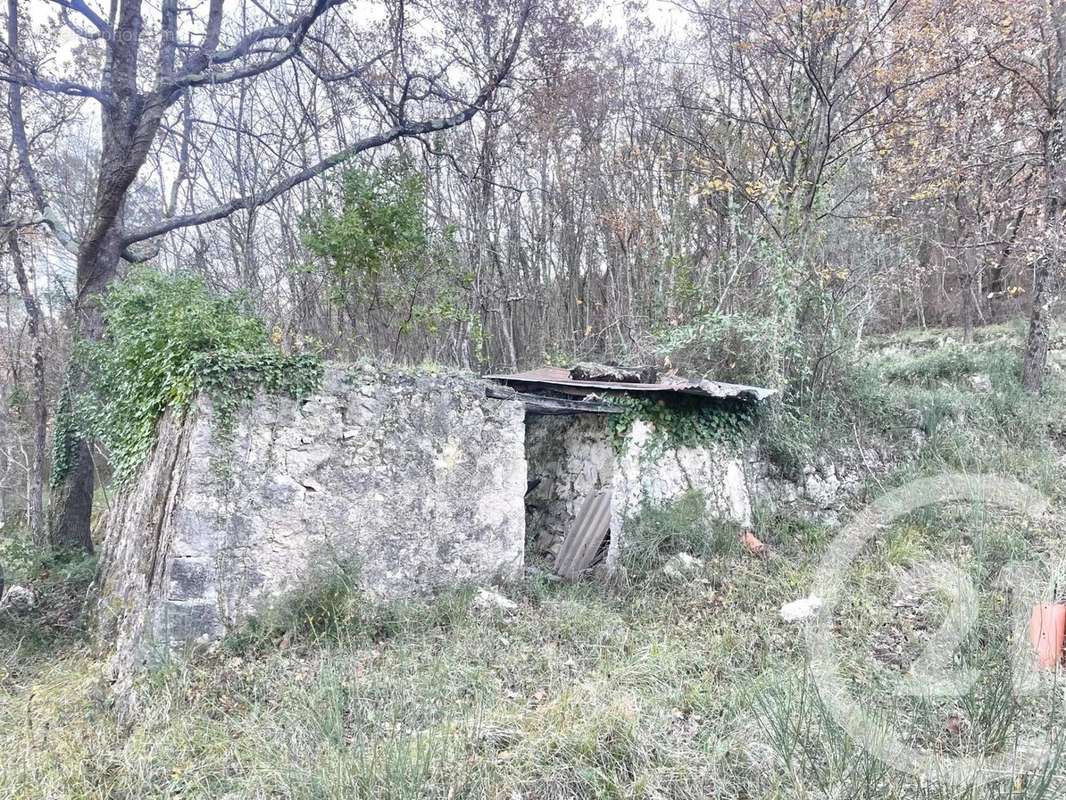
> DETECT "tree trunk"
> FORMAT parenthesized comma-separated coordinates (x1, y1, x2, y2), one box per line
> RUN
(1022, 253, 1055, 393)
(1024, 105, 1066, 394)
(8, 232, 47, 547)
(960, 253, 976, 345)
(48, 235, 119, 553)
(47, 438, 95, 553)
(1025, 0, 1066, 393)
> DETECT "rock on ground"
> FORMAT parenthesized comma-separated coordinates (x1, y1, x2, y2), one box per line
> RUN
(473, 588, 518, 612)
(663, 552, 705, 579)
(0, 585, 36, 614)
(779, 596, 823, 622)
(969, 373, 993, 393)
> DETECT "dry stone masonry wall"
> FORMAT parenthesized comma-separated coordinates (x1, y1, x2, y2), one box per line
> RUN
(95, 364, 888, 694)
(612, 419, 753, 528)
(525, 414, 755, 571)
(95, 365, 526, 683)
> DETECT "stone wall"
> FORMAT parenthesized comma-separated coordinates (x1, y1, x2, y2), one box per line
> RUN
(525, 415, 754, 571)
(95, 365, 526, 681)
(612, 419, 753, 527)
(95, 366, 896, 689)
(523, 412, 892, 571)
(524, 415, 615, 557)
(747, 444, 897, 525)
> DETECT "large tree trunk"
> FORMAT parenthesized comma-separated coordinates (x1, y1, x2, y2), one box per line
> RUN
(48, 439, 95, 553)
(45, 0, 147, 551)
(48, 232, 122, 552)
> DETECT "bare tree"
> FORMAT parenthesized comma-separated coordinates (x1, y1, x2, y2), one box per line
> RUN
(5, 229, 45, 545)
(1, 0, 533, 550)
(1022, 2, 1066, 393)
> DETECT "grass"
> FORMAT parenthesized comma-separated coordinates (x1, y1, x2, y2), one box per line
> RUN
(0, 535, 96, 645)
(5, 517, 1065, 798)
(620, 489, 744, 575)
(3, 323, 1066, 798)
(1, 551, 814, 798)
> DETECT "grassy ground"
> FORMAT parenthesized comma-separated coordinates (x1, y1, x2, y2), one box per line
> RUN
(3, 326, 1066, 799)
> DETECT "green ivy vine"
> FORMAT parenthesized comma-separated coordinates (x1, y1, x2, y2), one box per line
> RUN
(52, 269, 322, 486)
(49, 382, 79, 488)
(191, 350, 322, 439)
(608, 394, 758, 456)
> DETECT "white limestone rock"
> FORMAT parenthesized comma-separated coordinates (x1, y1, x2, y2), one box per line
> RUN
(473, 587, 518, 612)
(0, 585, 36, 614)
(780, 596, 823, 622)
(663, 552, 705, 579)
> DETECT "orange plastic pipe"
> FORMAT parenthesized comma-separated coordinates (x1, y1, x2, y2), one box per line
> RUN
(1029, 603, 1066, 670)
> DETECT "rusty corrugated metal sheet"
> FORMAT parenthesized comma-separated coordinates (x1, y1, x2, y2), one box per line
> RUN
(554, 490, 612, 579)
(484, 366, 776, 402)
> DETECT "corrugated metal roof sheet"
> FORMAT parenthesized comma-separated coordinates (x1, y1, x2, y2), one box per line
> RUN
(484, 366, 776, 402)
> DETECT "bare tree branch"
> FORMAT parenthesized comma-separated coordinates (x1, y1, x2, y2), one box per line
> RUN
(45, 0, 111, 35)
(0, 69, 108, 103)
(6, 0, 80, 255)
(161, 0, 345, 92)
(124, 0, 533, 246)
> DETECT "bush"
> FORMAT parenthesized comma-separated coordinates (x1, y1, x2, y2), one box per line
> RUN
(883, 346, 977, 382)
(224, 561, 372, 652)
(300, 158, 478, 357)
(751, 505, 830, 552)
(57, 269, 322, 484)
(0, 527, 96, 639)
(875, 340, 1021, 387)
(752, 403, 818, 477)
(652, 311, 783, 386)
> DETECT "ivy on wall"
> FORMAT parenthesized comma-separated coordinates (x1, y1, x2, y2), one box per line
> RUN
(49, 381, 80, 489)
(52, 270, 322, 487)
(608, 394, 758, 456)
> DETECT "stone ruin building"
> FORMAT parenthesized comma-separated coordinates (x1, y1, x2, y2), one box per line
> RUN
(94, 362, 775, 681)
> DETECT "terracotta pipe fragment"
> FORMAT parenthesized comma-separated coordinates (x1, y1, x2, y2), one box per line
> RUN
(1029, 603, 1066, 670)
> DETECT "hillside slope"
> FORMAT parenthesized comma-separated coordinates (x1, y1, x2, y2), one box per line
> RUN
(3, 325, 1066, 799)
